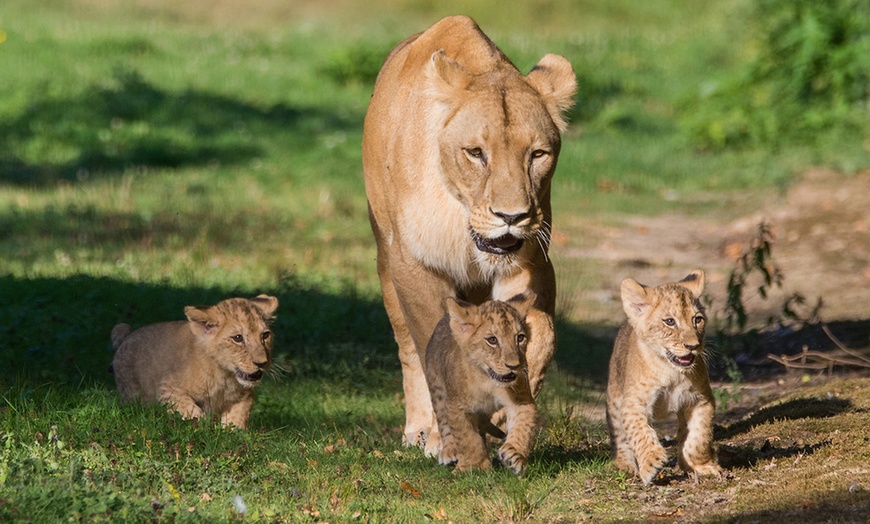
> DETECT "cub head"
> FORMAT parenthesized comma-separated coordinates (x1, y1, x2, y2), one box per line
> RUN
(185, 294, 279, 388)
(426, 50, 576, 269)
(446, 292, 534, 385)
(620, 270, 707, 370)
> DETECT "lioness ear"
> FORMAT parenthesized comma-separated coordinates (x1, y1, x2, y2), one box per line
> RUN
(251, 294, 279, 319)
(526, 54, 577, 132)
(446, 297, 477, 336)
(620, 278, 651, 321)
(679, 269, 706, 298)
(185, 305, 220, 338)
(426, 49, 473, 101)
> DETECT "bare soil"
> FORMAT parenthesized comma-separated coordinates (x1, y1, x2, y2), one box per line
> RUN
(553, 169, 870, 523)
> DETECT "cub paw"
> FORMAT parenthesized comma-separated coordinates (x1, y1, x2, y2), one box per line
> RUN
(689, 462, 722, 479)
(438, 441, 458, 466)
(498, 443, 528, 476)
(637, 446, 667, 486)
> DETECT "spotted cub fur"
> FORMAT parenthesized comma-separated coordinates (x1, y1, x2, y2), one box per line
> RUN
(424, 294, 538, 475)
(606, 270, 721, 484)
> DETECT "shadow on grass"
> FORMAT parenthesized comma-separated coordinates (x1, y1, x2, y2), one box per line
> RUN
(715, 396, 853, 441)
(0, 69, 360, 185)
(0, 273, 396, 389)
(699, 489, 870, 524)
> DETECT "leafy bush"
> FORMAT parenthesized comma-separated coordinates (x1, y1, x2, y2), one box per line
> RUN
(683, 0, 870, 149)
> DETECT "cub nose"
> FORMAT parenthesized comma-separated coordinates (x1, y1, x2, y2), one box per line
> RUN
(491, 209, 529, 226)
(684, 343, 700, 352)
(505, 360, 522, 370)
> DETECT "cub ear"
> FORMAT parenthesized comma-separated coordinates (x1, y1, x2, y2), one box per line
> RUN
(679, 269, 706, 298)
(506, 290, 537, 319)
(620, 278, 651, 321)
(446, 297, 477, 336)
(184, 305, 220, 339)
(425, 49, 473, 102)
(251, 294, 279, 318)
(526, 54, 577, 132)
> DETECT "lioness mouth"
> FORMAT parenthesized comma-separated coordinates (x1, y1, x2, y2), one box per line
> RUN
(235, 369, 264, 383)
(473, 233, 524, 255)
(488, 368, 517, 383)
(666, 351, 695, 367)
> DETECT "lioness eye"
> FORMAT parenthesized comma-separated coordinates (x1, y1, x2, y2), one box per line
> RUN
(531, 149, 548, 159)
(485, 336, 498, 346)
(231, 334, 244, 344)
(663, 318, 676, 327)
(464, 147, 485, 162)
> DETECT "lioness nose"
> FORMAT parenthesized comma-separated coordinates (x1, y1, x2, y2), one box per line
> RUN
(492, 209, 529, 226)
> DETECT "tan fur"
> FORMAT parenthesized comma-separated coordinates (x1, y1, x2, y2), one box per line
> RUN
(362, 15, 576, 451)
(606, 270, 722, 485)
(425, 294, 538, 475)
(110, 295, 278, 429)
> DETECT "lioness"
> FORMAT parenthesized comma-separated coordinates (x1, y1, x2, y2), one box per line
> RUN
(425, 294, 538, 475)
(606, 271, 721, 484)
(110, 295, 278, 429)
(362, 15, 576, 452)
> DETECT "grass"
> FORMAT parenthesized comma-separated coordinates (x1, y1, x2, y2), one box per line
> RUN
(1, 0, 869, 521)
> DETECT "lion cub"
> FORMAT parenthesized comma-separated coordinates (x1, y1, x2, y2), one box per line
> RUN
(110, 295, 278, 429)
(606, 270, 721, 485)
(424, 294, 538, 475)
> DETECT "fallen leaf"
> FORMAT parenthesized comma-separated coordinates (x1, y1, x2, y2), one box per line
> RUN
(400, 481, 421, 498)
(200, 493, 212, 502)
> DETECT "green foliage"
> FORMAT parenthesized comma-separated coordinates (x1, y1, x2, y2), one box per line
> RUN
(712, 221, 823, 355)
(682, 0, 870, 149)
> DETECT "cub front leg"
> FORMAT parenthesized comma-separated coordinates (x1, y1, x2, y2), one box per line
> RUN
(449, 407, 490, 472)
(606, 399, 638, 475)
(221, 394, 254, 429)
(677, 397, 721, 479)
(158, 383, 203, 420)
(498, 402, 538, 476)
(621, 400, 667, 485)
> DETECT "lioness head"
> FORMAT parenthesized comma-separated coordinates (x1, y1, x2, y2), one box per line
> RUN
(185, 294, 279, 387)
(425, 50, 576, 267)
(620, 270, 707, 370)
(446, 293, 534, 386)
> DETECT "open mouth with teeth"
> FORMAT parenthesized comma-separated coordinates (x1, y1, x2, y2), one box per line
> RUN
(488, 368, 517, 383)
(665, 351, 695, 367)
(473, 232, 524, 255)
(235, 368, 264, 384)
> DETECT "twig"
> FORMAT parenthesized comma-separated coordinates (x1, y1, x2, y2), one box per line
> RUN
(821, 323, 870, 365)
(767, 345, 870, 374)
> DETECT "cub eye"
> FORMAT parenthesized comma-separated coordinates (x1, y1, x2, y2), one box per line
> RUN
(693, 315, 705, 326)
(485, 336, 498, 346)
(261, 331, 272, 342)
(231, 334, 244, 344)
(662, 318, 676, 327)
(516, 333, 527, 344)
